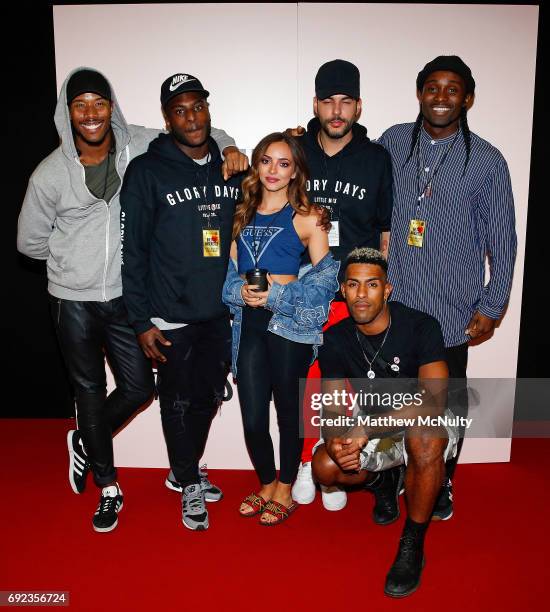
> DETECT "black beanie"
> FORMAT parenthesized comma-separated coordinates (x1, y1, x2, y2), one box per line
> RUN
(67, 69, 111, 104)
(416, 56, 475, 94)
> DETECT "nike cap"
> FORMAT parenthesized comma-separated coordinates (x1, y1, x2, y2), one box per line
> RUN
(315, 59, 360, 100)
(67, 69, 111, 104)
(160, 73, 210, 108)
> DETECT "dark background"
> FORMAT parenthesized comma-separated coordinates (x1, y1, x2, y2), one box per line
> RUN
(5, 1, 547, 418)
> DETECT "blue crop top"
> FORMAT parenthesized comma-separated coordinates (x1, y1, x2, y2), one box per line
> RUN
(237, 204, 305, 276)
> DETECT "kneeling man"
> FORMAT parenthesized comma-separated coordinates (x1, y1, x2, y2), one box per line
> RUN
(313, 247, 457, 597)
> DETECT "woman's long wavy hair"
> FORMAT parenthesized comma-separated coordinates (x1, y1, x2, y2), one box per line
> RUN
(232, 132, 312, 239)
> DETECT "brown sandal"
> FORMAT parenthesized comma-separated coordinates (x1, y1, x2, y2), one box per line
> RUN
(259, 500, 298, 526)
(239, 492, 268, 517)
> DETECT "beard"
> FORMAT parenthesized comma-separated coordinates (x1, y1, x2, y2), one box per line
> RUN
(171, 119, 211, 148)
(320, 116, 354, 140)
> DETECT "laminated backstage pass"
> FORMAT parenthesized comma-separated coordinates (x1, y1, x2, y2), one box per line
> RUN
(407, 219, 426, 248)
(328, 220, 340, 247)
(203, 229, 221, 257)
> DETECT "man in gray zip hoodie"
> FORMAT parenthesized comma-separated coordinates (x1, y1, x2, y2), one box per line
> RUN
(17, 67, 246, 533)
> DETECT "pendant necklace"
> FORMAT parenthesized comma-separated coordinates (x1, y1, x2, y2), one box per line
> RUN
(355, 317, 391, 379)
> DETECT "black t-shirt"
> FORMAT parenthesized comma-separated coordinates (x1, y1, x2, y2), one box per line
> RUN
(318, 302, 445, 379)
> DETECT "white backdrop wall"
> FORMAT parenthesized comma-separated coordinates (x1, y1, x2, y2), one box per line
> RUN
(53, 3, 538, 468)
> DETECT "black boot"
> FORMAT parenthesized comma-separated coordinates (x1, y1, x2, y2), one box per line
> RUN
(365, 465, 404, 525)
(384, 518, 427, 598)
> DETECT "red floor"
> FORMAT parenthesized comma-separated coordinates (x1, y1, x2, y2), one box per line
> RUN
(1, 419, 548, 611)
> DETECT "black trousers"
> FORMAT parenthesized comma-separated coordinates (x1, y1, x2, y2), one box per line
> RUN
(156, 316, 231, 489)
(445, 343, 469, 479)
(50, 296, 155, 486)
(236, 307, 311, 485)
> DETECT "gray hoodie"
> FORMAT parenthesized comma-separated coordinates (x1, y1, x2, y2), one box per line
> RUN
(17, 66, 235, 302)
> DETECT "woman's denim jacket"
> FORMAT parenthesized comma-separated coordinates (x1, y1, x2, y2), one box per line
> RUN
(222, 252, 340, 377)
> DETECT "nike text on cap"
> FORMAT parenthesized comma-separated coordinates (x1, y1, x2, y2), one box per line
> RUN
(315, 59, 360, 100)
(67, 69, 111, 104)
(160, 73, 210, 108)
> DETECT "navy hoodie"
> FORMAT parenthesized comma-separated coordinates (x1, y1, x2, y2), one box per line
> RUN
(121, 133, 241, 334)
(302, 117, 393, 264)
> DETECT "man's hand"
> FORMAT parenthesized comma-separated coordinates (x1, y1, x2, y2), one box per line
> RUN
(222, 146, 249, 180)
(465, 311, 497, 340)
(325, 437, 347, 463)
(138, 326, 172, 363)
(284, 126, 305, 138)
(333, 436, 368, 472)
(326, 435, 368, 471)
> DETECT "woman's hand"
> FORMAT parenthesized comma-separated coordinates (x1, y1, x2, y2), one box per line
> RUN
(240, 275, 273, 307)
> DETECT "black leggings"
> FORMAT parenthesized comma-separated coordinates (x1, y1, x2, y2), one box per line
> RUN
(236, 307, 312, 485)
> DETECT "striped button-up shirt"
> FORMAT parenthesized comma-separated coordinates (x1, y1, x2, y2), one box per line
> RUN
(378, 123, 516, 347)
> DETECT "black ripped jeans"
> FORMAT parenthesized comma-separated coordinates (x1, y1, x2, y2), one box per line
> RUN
(49, 296, 155, 487)
(156, 316, 232, 489)
(236, 307, 312, 485)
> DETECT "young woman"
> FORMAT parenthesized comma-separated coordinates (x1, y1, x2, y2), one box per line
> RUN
(223, 132, 339, 525)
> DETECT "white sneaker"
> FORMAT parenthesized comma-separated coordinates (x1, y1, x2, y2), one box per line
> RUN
(321, 485, 347, 511)
(291, 462, 316, 504)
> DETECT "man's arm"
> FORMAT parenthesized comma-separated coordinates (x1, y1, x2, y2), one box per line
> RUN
(17, 174, 58, 260)
(210, 127, 249, 179)
(380, 231, 390, 259)
(377, 148, 393, 259)
(468, 156, 517, 339)
(120, 165, 173, 362)
(120, 164, 156, 336)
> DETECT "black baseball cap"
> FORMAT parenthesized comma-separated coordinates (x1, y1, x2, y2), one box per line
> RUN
(416, 55, 476, 94)
(315, 59, 360, 100)
(160, 73, 210, 108)
(67, 69, 111, 104)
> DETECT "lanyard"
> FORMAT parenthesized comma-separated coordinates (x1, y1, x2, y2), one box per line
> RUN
(195, 153, 213, 229)
(415, 129, 460, 213)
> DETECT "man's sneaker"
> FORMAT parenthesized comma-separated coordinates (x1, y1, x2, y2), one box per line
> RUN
(321, 485, 347, 511)
(432, 477, 453, 521)
(92, 484, 123, 533)
(182, 483, 209, 531)
(292, 461, 316, 504)
(365, 465, 404, 525)
(67, 430, 90, 494)
(384, 531, 425, 598)
(165, 466, 223, 502)
(199, 464, 223, 502)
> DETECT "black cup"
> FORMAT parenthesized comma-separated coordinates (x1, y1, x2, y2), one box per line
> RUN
(246, 268, 268, 292)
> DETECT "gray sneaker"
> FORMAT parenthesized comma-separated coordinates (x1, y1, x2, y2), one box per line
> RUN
(182, 483, 209, 531)
(166, 465, 223, 502)
(199, 464, 223, 502)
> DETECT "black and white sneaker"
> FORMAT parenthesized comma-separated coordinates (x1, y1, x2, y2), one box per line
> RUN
(432, 477, 453, 521)
(182, 483, 209, 531)
(92, 484, 123, 533)
(165, 465, 223, 502)
(67, 430, 90, 494)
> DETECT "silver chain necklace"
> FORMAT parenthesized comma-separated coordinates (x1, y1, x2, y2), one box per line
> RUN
(355, 317, 391, 379)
